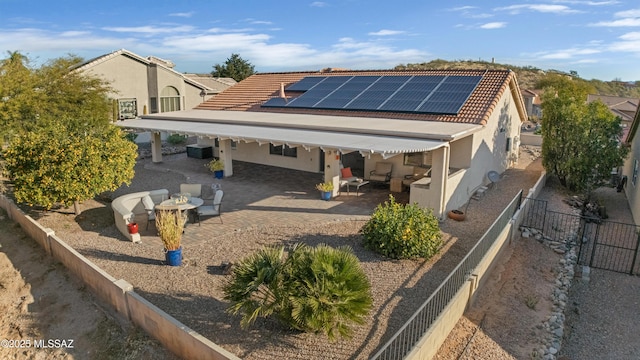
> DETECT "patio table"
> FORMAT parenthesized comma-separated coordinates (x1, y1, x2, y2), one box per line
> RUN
(157, 197, 204, 224)
(345, 179, 369, 196)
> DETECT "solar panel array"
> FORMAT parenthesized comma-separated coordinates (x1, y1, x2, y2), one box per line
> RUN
(262, 75, 483, 115)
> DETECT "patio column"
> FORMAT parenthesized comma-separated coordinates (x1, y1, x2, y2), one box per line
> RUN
(430, 145, 449, 218)
(151, 131, 162, 163)
(218, 139, 233, 177)
(323, 149, 341, 197)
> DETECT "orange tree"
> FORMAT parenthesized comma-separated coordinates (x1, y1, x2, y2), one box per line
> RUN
(3, 121, 136, 214)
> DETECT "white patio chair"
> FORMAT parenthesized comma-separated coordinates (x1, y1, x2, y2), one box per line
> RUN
(196, 190, 224, 225)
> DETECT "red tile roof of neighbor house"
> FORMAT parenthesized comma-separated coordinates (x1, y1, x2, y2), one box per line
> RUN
(196, 69, 527, 126)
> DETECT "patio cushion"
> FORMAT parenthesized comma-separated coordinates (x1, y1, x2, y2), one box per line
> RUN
(341, 167, 353, 178)
(141, 195, 155, 211)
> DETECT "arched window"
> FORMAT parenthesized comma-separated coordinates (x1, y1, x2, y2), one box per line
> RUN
(160, 86, 181, 112)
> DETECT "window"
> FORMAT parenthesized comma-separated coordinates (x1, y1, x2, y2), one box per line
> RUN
(270, 144, 297, 157)
(160, 86, 181, 112)
(403, 152, 432, 167)
(633, 159, 639, 186)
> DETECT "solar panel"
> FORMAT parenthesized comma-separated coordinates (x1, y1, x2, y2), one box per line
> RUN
(261, 74, 483, 115)
(286, 76, 327, 91)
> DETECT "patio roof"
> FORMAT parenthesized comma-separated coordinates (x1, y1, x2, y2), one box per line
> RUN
(118, 110, 481, 159)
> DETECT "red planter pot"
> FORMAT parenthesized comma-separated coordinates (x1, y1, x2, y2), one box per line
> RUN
(127, 222, 139, 234)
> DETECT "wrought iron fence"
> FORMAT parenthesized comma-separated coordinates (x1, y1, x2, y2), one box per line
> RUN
(371, 190, 523, 360)
(520, 198, 640, 275)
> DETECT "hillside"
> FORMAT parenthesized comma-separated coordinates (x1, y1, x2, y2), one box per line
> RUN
(395, 59, 640, 98)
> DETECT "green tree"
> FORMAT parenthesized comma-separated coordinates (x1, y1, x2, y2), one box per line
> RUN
(2, 122, 137, 215)
(540, 76, 628, 198)
(211, 53, 256, 82)
(0, 52, 113, 143)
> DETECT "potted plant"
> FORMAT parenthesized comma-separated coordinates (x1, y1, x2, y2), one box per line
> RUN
(315, 182, 334, 201)
(127, 215, 139, 234)
(155, 209, 185, 266)
(205, 158, 225, 179)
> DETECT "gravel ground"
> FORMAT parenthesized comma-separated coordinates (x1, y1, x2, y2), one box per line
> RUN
(28, 144, 544, 359)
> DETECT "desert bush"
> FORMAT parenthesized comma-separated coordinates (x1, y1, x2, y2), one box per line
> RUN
(361, 195, 442, 259)
(166, 134, 187, 145)
(223, 243, 372, 340)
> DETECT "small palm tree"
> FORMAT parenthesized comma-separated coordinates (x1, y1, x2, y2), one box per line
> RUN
(223, 243, 372, 340)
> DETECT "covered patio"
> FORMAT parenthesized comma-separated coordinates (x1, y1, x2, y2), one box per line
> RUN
(115, 150, 408, 248)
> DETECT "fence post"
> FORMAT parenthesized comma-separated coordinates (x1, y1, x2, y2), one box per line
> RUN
(630, 232, 640, 275)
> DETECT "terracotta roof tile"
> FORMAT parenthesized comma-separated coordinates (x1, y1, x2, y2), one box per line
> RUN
(196, 69, 525, 125)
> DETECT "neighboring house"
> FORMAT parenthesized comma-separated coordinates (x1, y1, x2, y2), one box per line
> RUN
(588, 94, 639, 141)
(521, 89, 542, 119)
(118, 69, 527, 218)
(72, 49, 235, 120)
(622, 104, 640, 225)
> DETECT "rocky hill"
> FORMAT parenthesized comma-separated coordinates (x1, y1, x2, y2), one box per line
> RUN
(395, 59, 640, 98)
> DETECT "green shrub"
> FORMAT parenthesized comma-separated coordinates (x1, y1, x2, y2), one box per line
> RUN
(124, 132, 138, 143)
(361, 195, 442, 259)
(166, 134, 187, 145)
(223, 243, 372, 340)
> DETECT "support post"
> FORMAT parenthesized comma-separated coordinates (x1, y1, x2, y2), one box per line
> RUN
(218, 139, 233, 177)
(151, 132, 162, 163)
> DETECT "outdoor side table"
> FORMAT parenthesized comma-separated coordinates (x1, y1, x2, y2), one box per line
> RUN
(346, 180, 369, 196)
(390, 177, 403, 192)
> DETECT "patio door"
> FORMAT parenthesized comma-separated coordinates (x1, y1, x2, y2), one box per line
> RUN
(341, 152, 365, 177)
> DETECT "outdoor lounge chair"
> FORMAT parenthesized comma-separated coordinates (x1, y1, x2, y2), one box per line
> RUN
(369, 162, 393, 184)
(402, 166, 431, 188)
(179, 183, 202, 198)
(195, 190, 224, 225)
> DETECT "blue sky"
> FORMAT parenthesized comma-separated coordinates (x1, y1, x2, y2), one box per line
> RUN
(1, 0, 640, 82)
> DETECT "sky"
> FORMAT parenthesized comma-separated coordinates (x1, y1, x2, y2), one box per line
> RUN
(1, 0, 639, 82)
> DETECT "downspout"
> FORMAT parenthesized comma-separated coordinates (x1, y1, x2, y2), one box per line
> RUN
(439, 143, 451, 220)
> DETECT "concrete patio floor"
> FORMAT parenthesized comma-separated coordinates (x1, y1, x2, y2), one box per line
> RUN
(116, 152, 408, 248)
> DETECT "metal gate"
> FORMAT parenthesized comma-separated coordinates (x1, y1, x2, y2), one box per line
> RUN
(521, 198, 640, 275)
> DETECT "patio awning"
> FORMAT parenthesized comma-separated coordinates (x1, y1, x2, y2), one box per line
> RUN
(117, 116, 453, 159)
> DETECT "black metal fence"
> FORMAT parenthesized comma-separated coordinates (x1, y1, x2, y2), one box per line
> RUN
(520, 197, 640, 275)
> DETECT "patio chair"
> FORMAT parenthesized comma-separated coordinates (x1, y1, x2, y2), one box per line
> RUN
(180, 183, 202, 198)
(369, 162, 393, 184)
(196, 190, 224, 225)
(402, 166, 431, 188)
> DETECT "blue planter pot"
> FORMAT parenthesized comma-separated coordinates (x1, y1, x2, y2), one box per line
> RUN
(165, 247, 182, 266)
(321, 191, 331, 201)
(214, 170, 224, 179)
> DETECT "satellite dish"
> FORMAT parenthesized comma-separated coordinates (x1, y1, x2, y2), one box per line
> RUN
(488, 171, 501, 188)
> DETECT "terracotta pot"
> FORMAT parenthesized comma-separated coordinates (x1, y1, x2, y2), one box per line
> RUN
(448, 210, 465, 221)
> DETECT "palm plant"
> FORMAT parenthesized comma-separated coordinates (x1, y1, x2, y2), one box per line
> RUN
(222, 243, 372, 340)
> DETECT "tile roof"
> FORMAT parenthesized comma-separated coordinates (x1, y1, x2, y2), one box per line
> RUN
(196, 69, 527, 126)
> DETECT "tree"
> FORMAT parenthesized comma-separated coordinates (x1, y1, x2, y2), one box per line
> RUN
(0, 52, 113, 143)
(3, 122, 137, 214)
(211, 53, 256, 82)
(540, 76, 628, 198)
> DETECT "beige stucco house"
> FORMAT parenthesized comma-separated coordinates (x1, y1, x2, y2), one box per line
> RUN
(622, 105, 640, 225)
(118, 69, 527, 218)
(72, 49, 236, 120)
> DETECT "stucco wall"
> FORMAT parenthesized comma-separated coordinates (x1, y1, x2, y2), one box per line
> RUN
(623, 136, 640, 226)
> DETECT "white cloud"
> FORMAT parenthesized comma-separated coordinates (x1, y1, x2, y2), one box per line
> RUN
(495, 4, 580, 14)
(310, 2, 328, 7)
(368, 29, 405, 36)
(0, 28, 130, 53)
(608, 32, 640, 52)
(614, 9, 640, 18)
(533, 47, 601, 59)
(169, 12, 194, 18)
(102, 25, 194, 34)
(449, 6, 477, 11)
(590, 18, 640, 27)
(480, 22, 507, 29)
